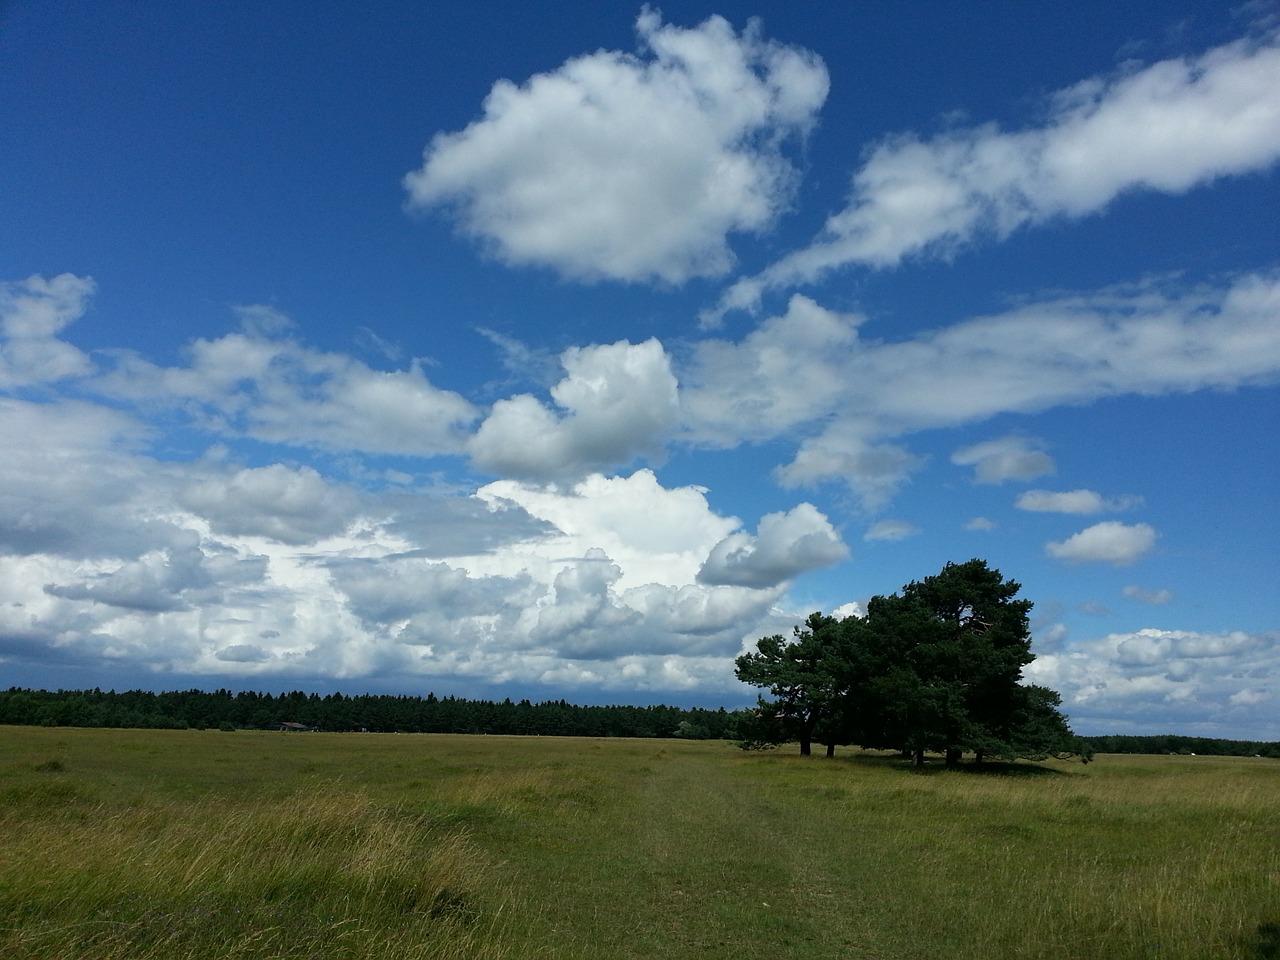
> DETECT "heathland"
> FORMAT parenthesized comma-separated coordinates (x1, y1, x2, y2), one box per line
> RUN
(1, 727, 1277, 959)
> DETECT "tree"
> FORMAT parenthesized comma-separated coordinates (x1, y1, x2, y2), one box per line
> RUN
(734, 612, 847, 756)
(992, 684, 1092, 763)
(737, 559, 1082, 765)
(847, 558, 1075, 765)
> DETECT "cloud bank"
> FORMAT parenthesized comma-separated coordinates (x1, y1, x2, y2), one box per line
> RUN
(1027, 627, 1278, 734)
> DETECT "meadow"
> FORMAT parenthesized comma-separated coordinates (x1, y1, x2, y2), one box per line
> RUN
(1, 727, 1276, 959)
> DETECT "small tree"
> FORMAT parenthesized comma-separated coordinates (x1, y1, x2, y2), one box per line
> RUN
(735, 612, 846, 756)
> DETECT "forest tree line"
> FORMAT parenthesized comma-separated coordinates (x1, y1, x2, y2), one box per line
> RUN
(1075, 734, 1280, 758)
(0, 686, 1276, 757)
(0, 686, 737, 739)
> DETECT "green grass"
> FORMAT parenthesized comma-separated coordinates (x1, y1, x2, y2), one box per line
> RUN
(1, 729, 1277, 959)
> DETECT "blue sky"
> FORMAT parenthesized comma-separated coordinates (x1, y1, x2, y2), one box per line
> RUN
(2, 1, 1278, 737)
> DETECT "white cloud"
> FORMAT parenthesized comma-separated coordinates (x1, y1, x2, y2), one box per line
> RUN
(43, 533, 267, 613)
(1046, 521, 1157, 565)
(476, 470, 737, 590)
(179, 464, 362, 546)
(863, 519, 920, 542)
(812, 273, 1280, 464)
(329, 471, 807, 665)
(0, 396, 169, 558)
(0, 273, 95, 388)
(1123, 584, 1174, 605)
(698, 502, 848, 588)
(831, 601, 864, 620)
(97, 310, 478, 457)
(1025, 627, 1278, 736)
(952, 436, 1055, 484)
(681, 295, 861, 445)
(2, 264, 1276, 707)
(964, 517, 997, 532)
(404, 10, 828, 284)
(469, 338, 678, 482)
(533, 270, 1279, 508)
(776, 429, 924, 509)
(0, 440, 805, 691)
(716, 27, 1280, 310)
(1016, 489, 1143, 514)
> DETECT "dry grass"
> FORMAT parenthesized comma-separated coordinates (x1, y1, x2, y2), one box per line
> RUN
(1, 728, 1277, 959)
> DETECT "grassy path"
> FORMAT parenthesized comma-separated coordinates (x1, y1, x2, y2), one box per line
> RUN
(479, 741, 1280, 960)
(492, 743, 879, 960)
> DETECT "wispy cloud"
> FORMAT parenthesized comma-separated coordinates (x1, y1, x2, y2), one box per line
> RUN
(713, 26, 1280, 315)
(1123, 584, 1174, 605)
(1016, 489, 1143, 514)
(863, 519, 920, 542)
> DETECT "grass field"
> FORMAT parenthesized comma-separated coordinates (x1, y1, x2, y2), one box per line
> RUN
(1, 728, 1277, 959)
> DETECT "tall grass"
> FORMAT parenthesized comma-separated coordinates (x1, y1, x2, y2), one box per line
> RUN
(1, 728, 1277, 959)
(0, 732, 529, 959)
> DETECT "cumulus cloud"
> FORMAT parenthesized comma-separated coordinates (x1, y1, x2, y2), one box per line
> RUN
(179, 464, 362, 546)
(964, 517, 997, 532)
(863, 519, 920, 542)
(779, 431, 924, 509)
(1046, 521, 1157, 565)
(681, 295, 861, 445)
(0, 273, 95, 388)
(215, 644, 272, 663)
(340, 471, 810, 664)
(1025, 627, 1278, 736)
(476, 470, 739, 590)
(1017, 489, 1143, 514)
(715, 27, 1280, 311)
(0, 439, 801, 692)
(44, 534, 267, 613)
(97, 307, 477, 457)
(0, 397, 169, 558)
(469, 338, 678, 481)
(698, 502, 848, 588)
(952, 436, 1055, 484)
(598, 271, 1280, 507)
(318, 470, 810, 665)
(404, 9, 828, 284)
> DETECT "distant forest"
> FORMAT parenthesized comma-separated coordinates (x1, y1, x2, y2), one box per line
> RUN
(0, 686, 737, 740)
(0, 687, 1276, 757)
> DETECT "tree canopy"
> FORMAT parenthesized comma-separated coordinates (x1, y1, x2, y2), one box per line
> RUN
(733, 613, 846, 756)
(736, 558, 1089, 764)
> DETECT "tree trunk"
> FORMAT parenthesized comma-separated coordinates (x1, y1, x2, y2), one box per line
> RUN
(826, 742, 835, 758)
(799, 736, 811, 756)
(913, 748, 924, 767)
(974, 749, 985, 766)
(945, 748, 962, 767)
